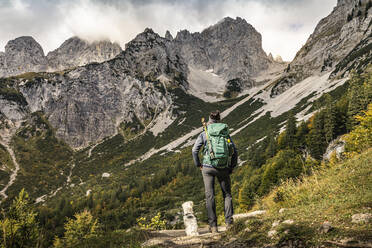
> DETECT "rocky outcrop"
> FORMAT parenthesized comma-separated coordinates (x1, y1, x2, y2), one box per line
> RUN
(174, 17, 274, 89)
(0, 28, 190, 148)
(165, 30, 173, 40)
(291, 0, 371, 76)
(271, 0, 372, 96)
(0, 36, 122, 78)
(46, 37, 122, 71)
(0, 36, 48, 78)
(120, 28, 188, 85)
(15, 63, 171, 148)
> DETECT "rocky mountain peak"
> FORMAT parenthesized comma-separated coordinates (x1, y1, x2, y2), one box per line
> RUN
(46, 36, 121, 71)
(268, 53, 274, 61)
(174, 29, 195, 43)
(0, 36, 121, 78)
(128, 28, 161, 44)
(165, 30, 173, 40)
(122, 28, 188, 83)
(203, 16, 258, 39)
(1, 36, 47, 76)
(270, 0, 371, 97)
(174, 16, 271, 83)
(275, 55, 284, 63)
(337, 0, 357, 6)
(5, 36, 45, 57)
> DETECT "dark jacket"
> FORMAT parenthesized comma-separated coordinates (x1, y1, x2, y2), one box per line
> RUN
(192, 127, 238, 170)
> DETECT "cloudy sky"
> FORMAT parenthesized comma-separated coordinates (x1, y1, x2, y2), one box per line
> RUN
(0, 0, 337, 61)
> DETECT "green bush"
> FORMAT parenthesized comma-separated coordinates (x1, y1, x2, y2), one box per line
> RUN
(259, 150, 304, 195)
(0, 189, 39, 248)
(53, 210, 99, 248)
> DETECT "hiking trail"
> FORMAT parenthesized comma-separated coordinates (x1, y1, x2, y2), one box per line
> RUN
(0, 122, 21, 203)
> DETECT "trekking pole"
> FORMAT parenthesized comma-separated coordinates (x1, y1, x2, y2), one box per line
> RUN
(201, 117, 215, 159)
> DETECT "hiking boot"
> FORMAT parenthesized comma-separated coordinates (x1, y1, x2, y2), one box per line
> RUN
(209, 226, 218, 233)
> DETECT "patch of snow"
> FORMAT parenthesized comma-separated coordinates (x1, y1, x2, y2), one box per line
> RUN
(254, 136, 267, 145)
(177, 117, 186, 126)
(35, 194, 47, 204)
(237, 158, 245, 167)
(102, 172, 110, 178)
(51, 187, 63, 197)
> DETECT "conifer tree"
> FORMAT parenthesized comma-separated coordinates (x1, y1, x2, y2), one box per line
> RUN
(265, 133, 278, 158)
(295, 121, 309, 150)
(324, 94, 336, 143)
(347, 74, 364, 130)
(307, 112, 326, 160)
(284, 111, 297, 149)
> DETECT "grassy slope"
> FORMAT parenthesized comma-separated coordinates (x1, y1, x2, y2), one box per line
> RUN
(224, 149, 372, 246)
(0, 144, 14, 189)
(6, 113, 73, 205)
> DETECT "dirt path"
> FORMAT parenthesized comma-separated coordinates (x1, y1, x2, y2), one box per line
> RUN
(142, 226, 227, 247)
(0, 123, 21, 203)
(35, 162, 75, 204)
(142, 211, 266, 247)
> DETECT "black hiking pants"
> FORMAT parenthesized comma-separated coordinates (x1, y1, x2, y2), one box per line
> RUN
(202, 166, 233, 227)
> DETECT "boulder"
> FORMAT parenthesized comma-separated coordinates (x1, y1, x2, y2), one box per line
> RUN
(351, 213, 372, 223)
(319, 221, 333, 234)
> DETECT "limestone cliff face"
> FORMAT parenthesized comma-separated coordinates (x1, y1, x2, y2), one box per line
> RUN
(0, 28, 188, 148)
(174, 17, 273, 84)
(46, 37, 122, 71)
(120, 28, 188, 84)
(271, 0, 372, 96)
(0, 36, 48, 77)
(16, 66, 170, 148)
(0, 36, 122, 78)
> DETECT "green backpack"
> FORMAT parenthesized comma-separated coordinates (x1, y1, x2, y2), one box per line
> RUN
(202, 123, 234, 168)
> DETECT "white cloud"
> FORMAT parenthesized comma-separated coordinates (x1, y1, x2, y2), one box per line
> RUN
(0, 0, 336, 61)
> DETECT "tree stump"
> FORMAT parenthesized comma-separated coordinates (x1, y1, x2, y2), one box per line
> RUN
(182, 201, 199, 236)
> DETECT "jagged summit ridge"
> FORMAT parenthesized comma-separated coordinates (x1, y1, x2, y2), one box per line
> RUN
(46, 36, 122, 71)
(0, 16, 283, 147)
(270, 0, 371, 96)
(0, 36, 122, 78)
(174, 16, 272, 81)
(122, 27, 188, 85)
